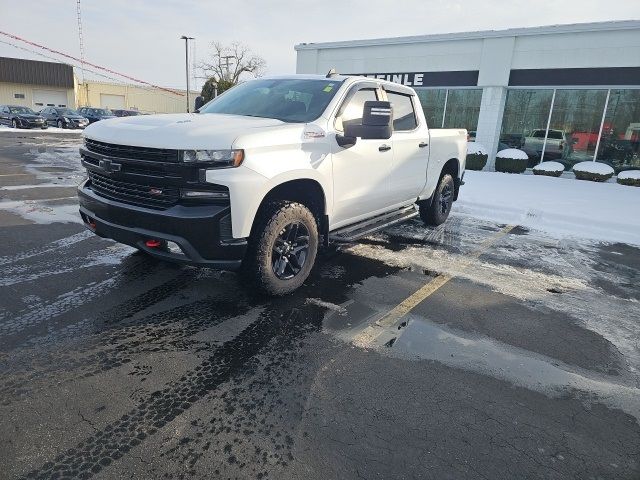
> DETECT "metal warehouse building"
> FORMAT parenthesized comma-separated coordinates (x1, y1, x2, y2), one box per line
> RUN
(295, 20, 640, 170)
(0, 56, 197, 114)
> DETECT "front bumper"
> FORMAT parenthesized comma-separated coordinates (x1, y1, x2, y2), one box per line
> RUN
(17, 119, 46, 128)
(78, 179, 246, 269)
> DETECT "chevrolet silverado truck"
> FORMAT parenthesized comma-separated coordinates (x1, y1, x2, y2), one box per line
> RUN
(78, 73, 467, 295)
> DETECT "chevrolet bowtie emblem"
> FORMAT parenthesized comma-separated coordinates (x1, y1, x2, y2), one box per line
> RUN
(98, 159, 121, 173)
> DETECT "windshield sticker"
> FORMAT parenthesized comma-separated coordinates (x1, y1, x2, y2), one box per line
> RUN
(323, 84, 334, 93)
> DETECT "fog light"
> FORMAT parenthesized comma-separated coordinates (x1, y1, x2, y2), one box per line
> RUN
(166, 241, 182, 254)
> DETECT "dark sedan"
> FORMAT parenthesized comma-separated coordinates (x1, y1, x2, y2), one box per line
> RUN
(0, 105, 48, 129)
(111, 109, 144, 117)
(40, 107, 90, 129)
(77, 107, 116, 124)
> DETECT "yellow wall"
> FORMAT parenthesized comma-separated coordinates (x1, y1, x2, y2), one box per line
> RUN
(75, 81, 199, 114)
(0, 82, 75, 110)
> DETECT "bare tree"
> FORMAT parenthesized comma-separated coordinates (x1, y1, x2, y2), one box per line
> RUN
(200, 41, 266, 85)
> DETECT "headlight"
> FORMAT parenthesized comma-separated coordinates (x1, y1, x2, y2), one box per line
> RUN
(63, 117, 69, 122)
(181, 149, 244, 167)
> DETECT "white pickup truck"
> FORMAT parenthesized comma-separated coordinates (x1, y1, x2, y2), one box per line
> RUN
(78, 73, 467, 295)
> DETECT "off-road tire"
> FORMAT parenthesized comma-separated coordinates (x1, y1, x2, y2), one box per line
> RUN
(420, 173, 455, 226)
(242, 201, 318, 296)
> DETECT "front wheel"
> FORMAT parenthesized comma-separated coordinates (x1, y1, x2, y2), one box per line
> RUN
(57, 120, 64, 129)
(419, 173, 455, 226)
(242, 201, 318, 296)
(11, 119, 18, 129)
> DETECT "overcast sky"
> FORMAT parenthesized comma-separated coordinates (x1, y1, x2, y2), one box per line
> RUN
(1, 0, 638, 91)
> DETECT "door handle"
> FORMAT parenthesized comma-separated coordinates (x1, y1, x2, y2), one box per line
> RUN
(379, 144, 391, 152)
(419, 142, 429, 148)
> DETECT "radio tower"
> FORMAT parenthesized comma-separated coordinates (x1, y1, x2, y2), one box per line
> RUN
(76, 0, 86, 83)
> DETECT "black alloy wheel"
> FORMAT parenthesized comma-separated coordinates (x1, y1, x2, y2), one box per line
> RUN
(439, 181, 453, 215)
(272, 222, 310, 280)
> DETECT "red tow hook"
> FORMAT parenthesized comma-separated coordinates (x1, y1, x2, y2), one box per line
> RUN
(145, 239, 162, 248)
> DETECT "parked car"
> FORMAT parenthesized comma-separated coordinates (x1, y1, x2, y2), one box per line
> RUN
(77, 107, 116, 124)
(111, 109, 144, 117)
(0, 105, 47, 129)
(523, 129, 573, 165)
(78, 74, 467, 295)
(40, 107, 89, 129)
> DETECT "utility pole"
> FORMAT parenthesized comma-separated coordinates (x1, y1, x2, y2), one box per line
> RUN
(221, 55, 234, 81)
(180, 35, 194, 112)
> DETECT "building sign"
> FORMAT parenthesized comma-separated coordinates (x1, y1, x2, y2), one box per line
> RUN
(350, 71, 479, 87)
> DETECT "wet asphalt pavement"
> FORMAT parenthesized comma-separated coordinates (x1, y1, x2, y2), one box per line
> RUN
(1, 132, 639, 480)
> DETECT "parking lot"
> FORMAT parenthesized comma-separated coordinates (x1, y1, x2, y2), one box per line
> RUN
(1, 132, 639, 479)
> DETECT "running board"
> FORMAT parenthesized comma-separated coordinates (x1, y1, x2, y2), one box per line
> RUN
(329, 205, 418, 243)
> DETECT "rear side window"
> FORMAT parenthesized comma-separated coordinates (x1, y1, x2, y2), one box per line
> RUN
(335, 88, 378, 132)
(547, 131, 564, 139)
(387, 91, 417, 131)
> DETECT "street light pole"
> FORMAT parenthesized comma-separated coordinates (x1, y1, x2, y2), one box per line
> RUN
(180, 35, 194, 112)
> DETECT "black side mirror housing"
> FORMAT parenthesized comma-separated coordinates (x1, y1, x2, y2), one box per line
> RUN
(344, 100, 393, 141)
(194, 96, 205, 112)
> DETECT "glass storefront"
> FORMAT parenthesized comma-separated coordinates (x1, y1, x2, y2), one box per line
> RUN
(547, 89, 607, 167)
(415, 89, 446, 129)
(499, 88, 640, 170)
(443, 89, 482, 132)
(415, 88, 482, 133)
(597, 89, 640, 172)
(501, 90, 553, 166)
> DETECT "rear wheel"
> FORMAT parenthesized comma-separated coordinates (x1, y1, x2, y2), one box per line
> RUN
(419, 173, 455, 226)
(242, 201, 318, 296)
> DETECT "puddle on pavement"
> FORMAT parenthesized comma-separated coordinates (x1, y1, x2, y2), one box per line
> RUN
(383, 315, 640, 421)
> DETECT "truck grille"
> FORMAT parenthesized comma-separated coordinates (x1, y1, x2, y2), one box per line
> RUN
(89, 172, 179, 209)
(85, 138, 180, 163)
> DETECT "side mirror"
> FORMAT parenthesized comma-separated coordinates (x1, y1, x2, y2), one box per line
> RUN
(194, 96, 205, 112)
(344, 100, 393, 141)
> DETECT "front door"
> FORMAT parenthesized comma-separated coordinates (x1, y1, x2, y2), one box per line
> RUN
(330, 85, 393, 227)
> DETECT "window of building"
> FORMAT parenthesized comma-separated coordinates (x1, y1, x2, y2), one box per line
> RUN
(415, 89, 446, 128)
(443, 89, 482, 132)
(501, 89, 554, 165)
(14, 93, 25, 99)
(596, 89, 640, 171)
(546, 89, 608, 167)
(386, 91, 417, 131)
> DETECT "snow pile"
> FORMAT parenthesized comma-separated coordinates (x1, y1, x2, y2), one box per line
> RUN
(617, 170, 640, 187)
(533, 161, 564, 172)
(0, 125, 82, 135)
(617, 170, 640, 180)
(496, 148, 528, 160)
(572, 161, 614, 175)
(467, 142, 487, 155)
(456, 171, 640, 245)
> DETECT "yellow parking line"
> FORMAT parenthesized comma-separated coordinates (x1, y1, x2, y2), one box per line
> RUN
(353, 224, 516, 348)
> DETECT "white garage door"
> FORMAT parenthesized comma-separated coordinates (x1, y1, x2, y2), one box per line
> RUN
(33, 89, 68, 109)
(100, 94, 126, 110)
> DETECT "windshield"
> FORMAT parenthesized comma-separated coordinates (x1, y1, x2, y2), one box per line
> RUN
(199, 78, 343, 123)
(10, 106, 36, 114)
(57, 108, 79, 116)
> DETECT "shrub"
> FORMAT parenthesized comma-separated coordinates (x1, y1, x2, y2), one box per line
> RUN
(466, 153, 488, 171)
(572, 161, 614, 182)
(532, 161, 564, 177)
(617, 170, 640, 187)
(466, 142, 488, 171)
(495, 148, 528, 174)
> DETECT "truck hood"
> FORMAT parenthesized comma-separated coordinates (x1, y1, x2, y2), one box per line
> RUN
(83, 113, 285, 149)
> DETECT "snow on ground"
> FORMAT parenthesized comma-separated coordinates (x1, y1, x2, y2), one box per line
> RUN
(0, 125, 82, 135)
(572, 161, 614, 175)
(496, 148, 528, 159)
(618, 170, 640, 180)
(533, 161, 564, 172)
(456, 171, 640, 245)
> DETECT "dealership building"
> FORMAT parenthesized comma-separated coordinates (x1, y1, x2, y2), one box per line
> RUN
(0, 56, 197, 114)
(295, 20, 640, 170)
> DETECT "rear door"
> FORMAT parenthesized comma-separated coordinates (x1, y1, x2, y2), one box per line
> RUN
(385, 90, 430, 205)
(330, 83, 394, 227)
